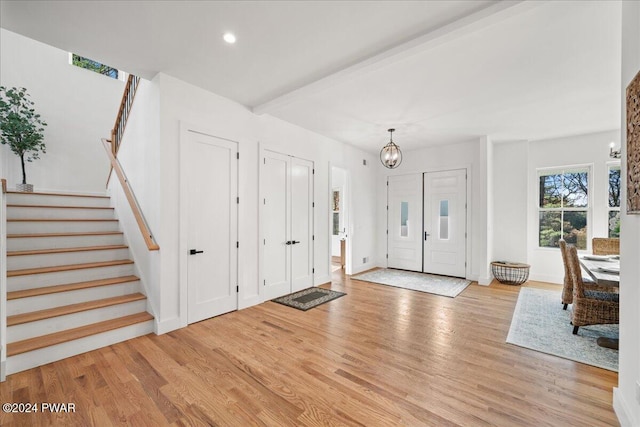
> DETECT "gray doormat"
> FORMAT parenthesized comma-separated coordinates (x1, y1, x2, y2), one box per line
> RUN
(272, 287, 346, 311)
(507, 287, 618, 372)
(352, 268, 471, 298)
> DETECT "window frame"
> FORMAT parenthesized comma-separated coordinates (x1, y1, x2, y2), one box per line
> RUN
(607, 161, 621, 238)
(537, 164, 592, 251)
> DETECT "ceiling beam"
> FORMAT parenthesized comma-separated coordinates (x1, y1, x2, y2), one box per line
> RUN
(252, 0, 545, 115)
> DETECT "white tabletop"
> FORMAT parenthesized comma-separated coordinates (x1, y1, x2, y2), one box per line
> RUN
(579, 256, 620, 287)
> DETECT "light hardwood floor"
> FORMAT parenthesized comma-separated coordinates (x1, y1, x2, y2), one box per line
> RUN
(0, 270, 618, 426)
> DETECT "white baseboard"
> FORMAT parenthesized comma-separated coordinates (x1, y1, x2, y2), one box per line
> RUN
(614, 387, 638, 427)
(350, 263, 377, 275)
(528, 273, 563, 285)
(156, 316, 182, 335)
(1, 360, 5, 382)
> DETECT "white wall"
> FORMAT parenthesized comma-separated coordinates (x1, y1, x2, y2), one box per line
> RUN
(0, 29, 123, 193)
(614, 2, 640, 425)
(525, 130, 620, 283)
(376, 138, 492, 284)
(149, 74, 376, 331)
(493, 140, 528, 263)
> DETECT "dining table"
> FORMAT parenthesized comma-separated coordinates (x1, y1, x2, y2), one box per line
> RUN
(578, 254, 620, 350)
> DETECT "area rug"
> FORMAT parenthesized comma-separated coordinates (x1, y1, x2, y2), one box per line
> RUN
(272, 287, 346, 311)
(351, 268, 471, 298)
(507, 287, 618, 372)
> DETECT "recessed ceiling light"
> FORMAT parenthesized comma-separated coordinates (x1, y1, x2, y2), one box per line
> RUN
(223, 33, 236, 44)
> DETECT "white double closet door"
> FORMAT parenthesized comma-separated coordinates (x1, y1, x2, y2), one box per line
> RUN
(262, 150, 314, 300)
(387, 169, 467, 278)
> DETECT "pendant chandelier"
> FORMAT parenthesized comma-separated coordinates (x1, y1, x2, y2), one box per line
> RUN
(380, 128, 402, 169)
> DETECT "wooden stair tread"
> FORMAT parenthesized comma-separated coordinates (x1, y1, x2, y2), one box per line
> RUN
(8, 219, 118, 222)
(8, 245, 128, 256)
(7, 312, 153, 356)
(7, 231, 123, 238)
(7, 204, 113, 209)
(7, 191, 109, 198)
(8, 259, 134, 277)
(8, 293, 146, 326)
(7, 275, 140, 300)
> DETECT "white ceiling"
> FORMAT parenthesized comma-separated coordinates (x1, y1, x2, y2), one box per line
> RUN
(0, 0, 621, 153)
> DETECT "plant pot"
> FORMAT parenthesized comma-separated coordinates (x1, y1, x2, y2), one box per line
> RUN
(16, 183, 34, 193)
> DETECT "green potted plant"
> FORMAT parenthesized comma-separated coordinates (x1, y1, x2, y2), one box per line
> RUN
(0, 86, 47, 192)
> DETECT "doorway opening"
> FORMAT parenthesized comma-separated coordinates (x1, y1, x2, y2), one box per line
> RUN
(330, 166, 350, 275)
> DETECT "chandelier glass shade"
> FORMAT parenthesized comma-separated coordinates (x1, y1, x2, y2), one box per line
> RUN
(380, 128, 402, 169)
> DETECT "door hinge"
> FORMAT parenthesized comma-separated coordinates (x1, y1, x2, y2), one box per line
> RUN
(312, 202, 315, 208)
(312, 268, 315, 273)
(312, 235, 315, 240)
(263, 239, 266, 245)
(237, 196, 239, 204)
(236, 241, 239, 248)
(263, 158, 266, 164)
(386, 254, 388, 259)
(264, 198, 266, 205)
(313, 169, 315, 174)
(236, 152, 239, 160)
(236, 285, 239, 292)
(386, 180, 389, 186)
(386, 229, 388, 235)
(386, 205, 388, 210)
(263, 280, 266, 286)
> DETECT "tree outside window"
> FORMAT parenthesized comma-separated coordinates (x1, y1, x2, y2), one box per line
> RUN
(608, 164, 621, 238)
(72, 54, 118, 79)
(538, 167, 589, 249)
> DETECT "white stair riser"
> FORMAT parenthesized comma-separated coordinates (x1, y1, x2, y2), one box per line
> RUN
(8, 220, 120, 234)
(7, 206, 115, 220)
(7, 234, 125, 251)
(8, 299, 147, 342)
(8, 281, 141, 315)
(6, 320, 154, 375)
(8, 264, 135, 291)
(6, 194, 111, 208)
(8, 248, 131, 270)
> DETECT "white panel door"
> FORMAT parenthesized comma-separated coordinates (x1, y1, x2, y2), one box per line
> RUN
(290, 157, 314, 292)
(423, 169, 467, 278)
(263, 152, 291, 299)
(387, 174, 422, 271)
(186, 131, 238, 324)
(263, 151, 314, 299)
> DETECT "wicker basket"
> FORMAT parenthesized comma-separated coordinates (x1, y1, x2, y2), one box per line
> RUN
(491, 261, 530, 285)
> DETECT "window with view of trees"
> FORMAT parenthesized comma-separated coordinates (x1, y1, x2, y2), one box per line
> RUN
(608, 164, 621, 238)
(71, 54, 119, 79)
(538, 167, 589, 249)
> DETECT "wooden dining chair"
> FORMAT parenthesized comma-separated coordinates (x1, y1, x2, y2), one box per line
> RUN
(592, 237, 620, 255)
(559, 240, 606, 310)
(565, 245, 619, 334)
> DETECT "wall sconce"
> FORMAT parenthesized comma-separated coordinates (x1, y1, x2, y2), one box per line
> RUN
(609, 141, 621, 159)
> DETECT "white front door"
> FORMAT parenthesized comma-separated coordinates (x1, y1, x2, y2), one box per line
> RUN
(263, 151, 314, 299)
(185, 131, 238, 324)
(387, 173, 422, 272)
(423, 169, 467, 278)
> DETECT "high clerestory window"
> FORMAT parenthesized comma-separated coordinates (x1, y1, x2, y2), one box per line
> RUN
(538, 166, 590, 250)
(70, 53, 119, 79)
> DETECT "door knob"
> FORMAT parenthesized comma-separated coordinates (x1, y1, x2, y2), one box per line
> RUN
(285, 241, 292, 245)
(292, 241, 300, 244)
(189, 249, 204, 255)
(424, 232, 430, 241)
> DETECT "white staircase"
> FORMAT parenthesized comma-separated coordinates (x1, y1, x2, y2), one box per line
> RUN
(4, 191, 154, 375)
